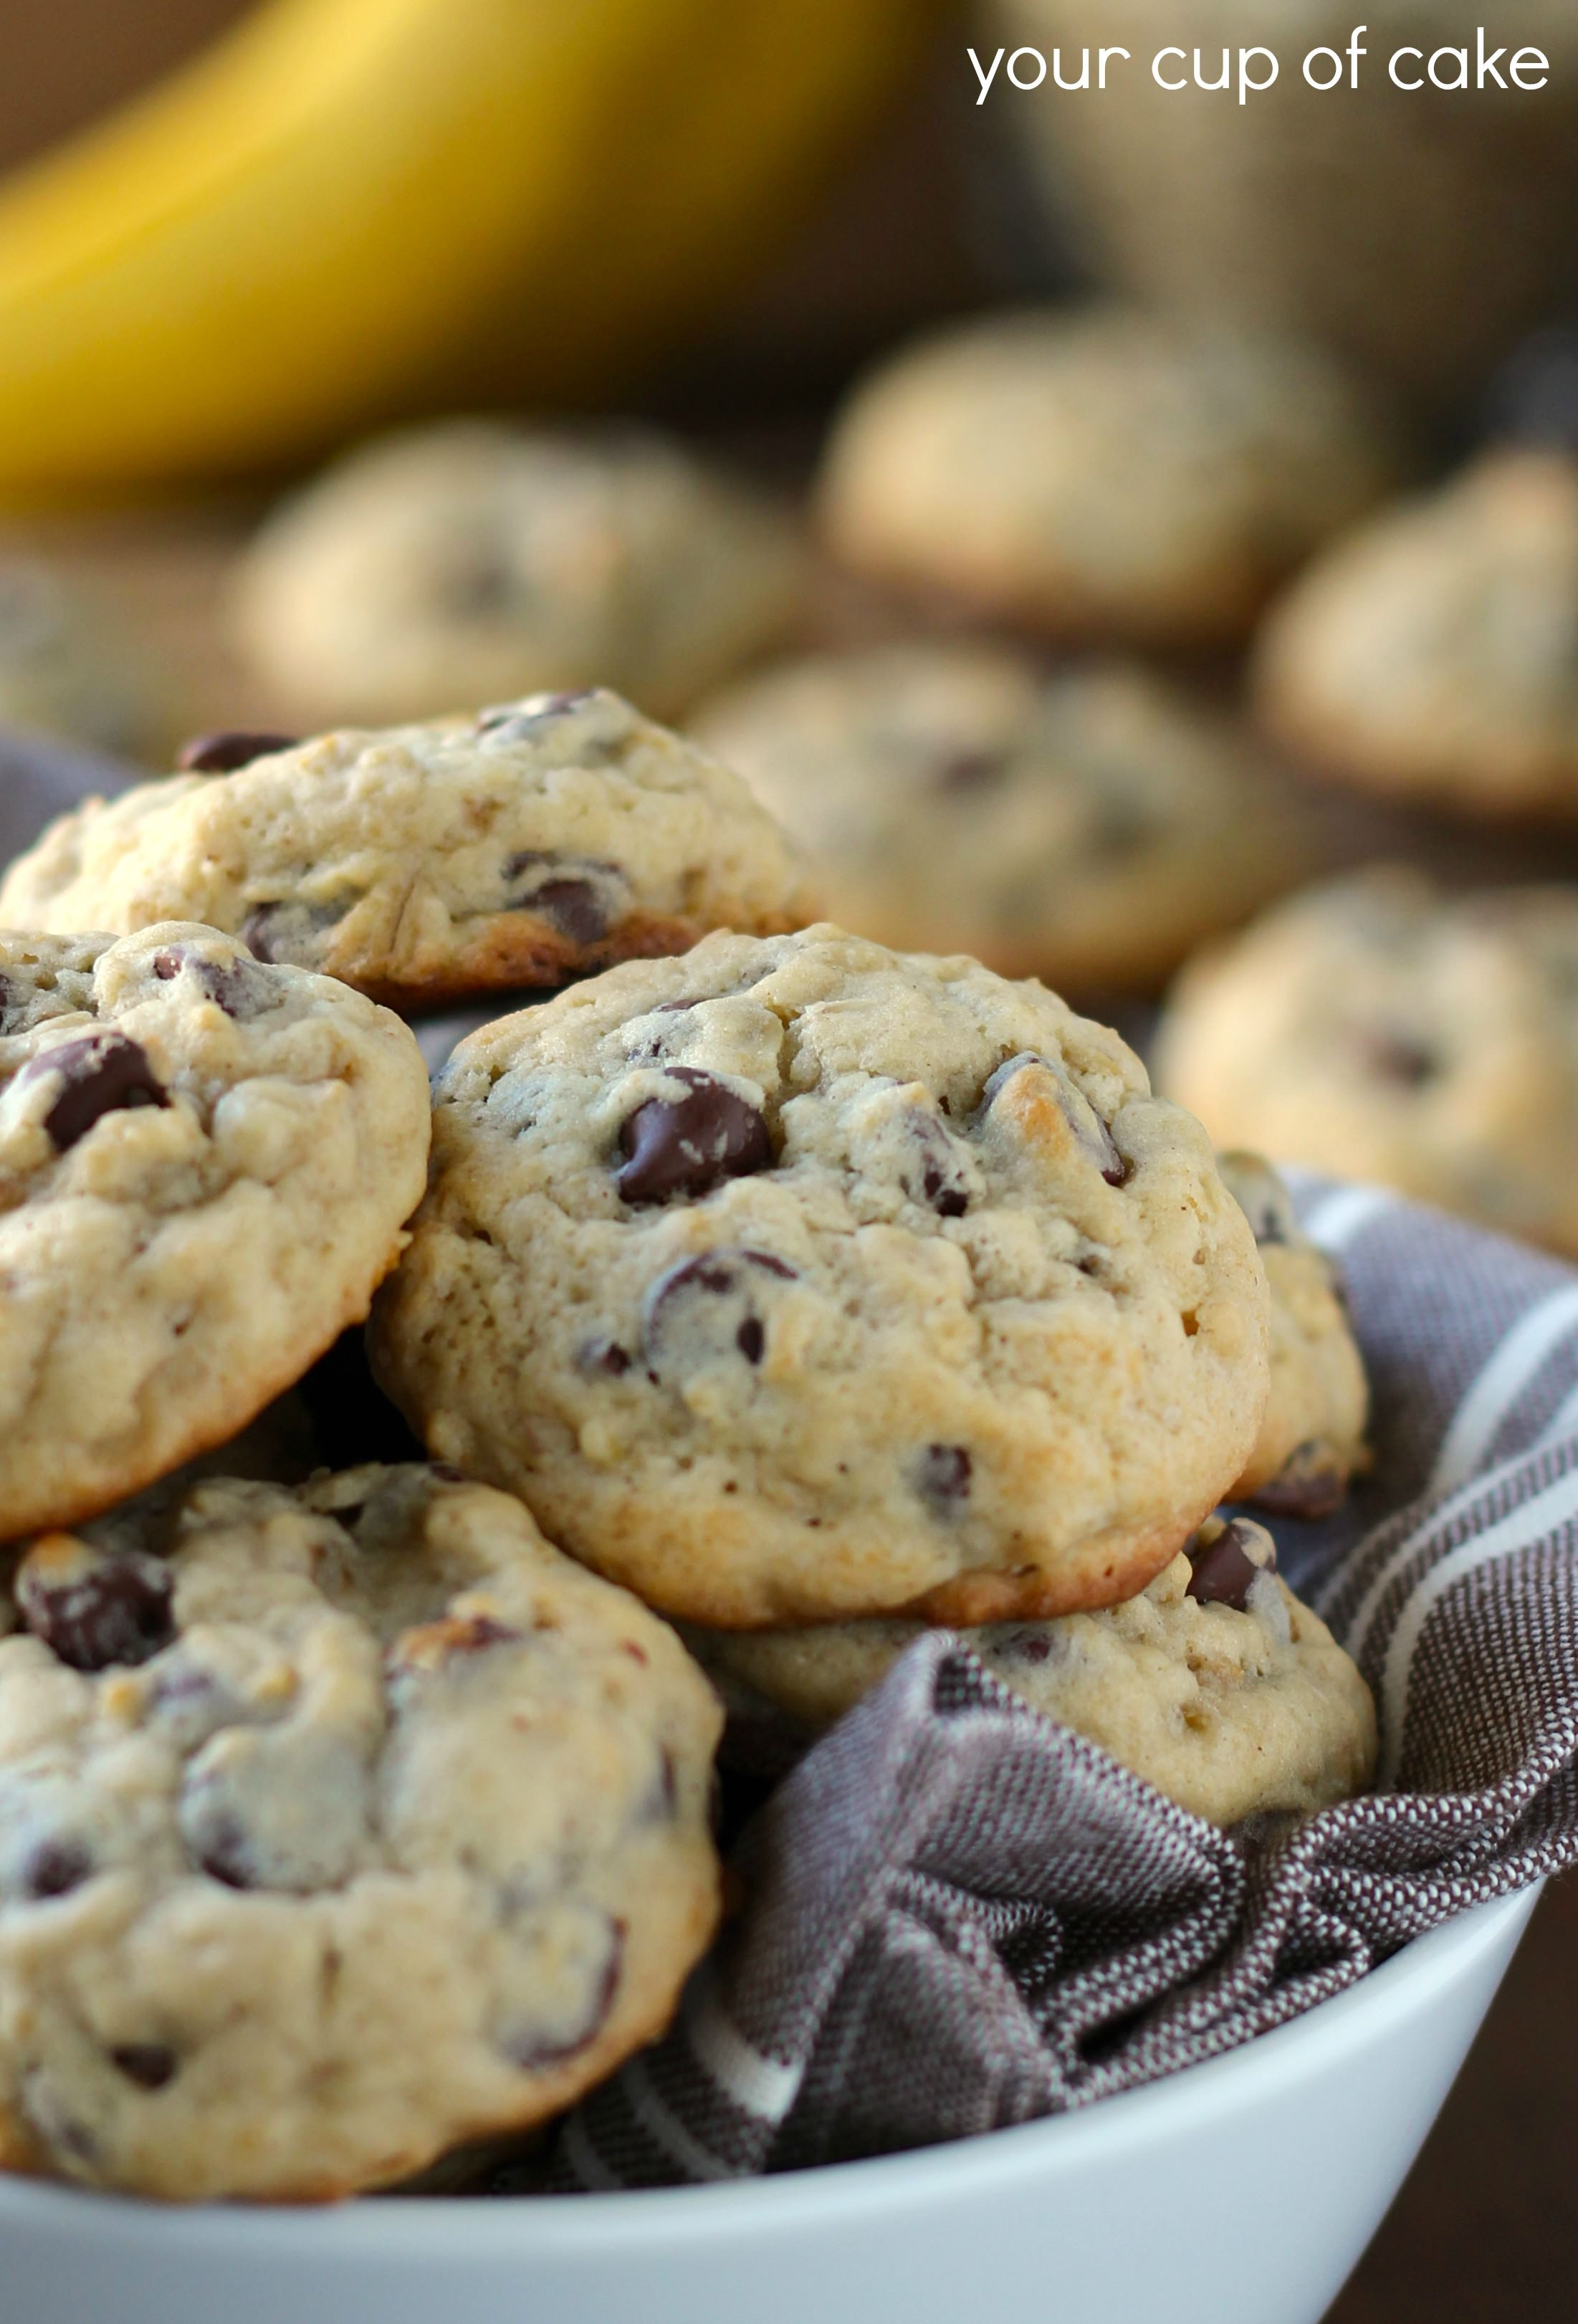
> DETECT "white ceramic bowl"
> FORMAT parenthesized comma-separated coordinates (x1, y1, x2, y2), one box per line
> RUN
(0, 1881, 1539, 2324)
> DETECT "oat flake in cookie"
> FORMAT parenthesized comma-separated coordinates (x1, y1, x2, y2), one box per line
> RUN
(689, 1518, 1377, 1827)
(0, 925, 429, 1540)
(0, 1465, 722, 2201)
(0, 691, 817, 1010)
(370, 926, 1271, 1627)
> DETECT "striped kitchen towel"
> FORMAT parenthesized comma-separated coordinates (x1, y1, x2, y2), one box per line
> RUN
(549, 1179, 1578, 2187)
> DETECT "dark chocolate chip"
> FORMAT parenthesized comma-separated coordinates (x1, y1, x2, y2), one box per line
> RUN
(1355, 1027, 1438, 1087)
(152, 945, 270, 1020)
(578, 1337, 632, 1377)
(177, 730, 297, 774)
(990, 1628, 1058, 1668)
(903, 1111, 970, 1218)
(937, 750, 1006, 793)
(1185, 1519, 1268, 1612)
(449, 1615, 524, 1655)
(195, 1814, 254, 1890)
(642, 1248, 798, 1380)
(22, 1033, 168, 1152)
(916, 1444, 972, 1511)
(509, 1918, 624, 2070)
(616, 1068, 772, 1204)
(110, 2044, 178, 2091)
(1251, 1443, 1346, 1521)
(519, 876, 606, 945)
(19, 1552, 176, 1673)
(239, 899, 348, 967)
(24, 1840, 93, 1900)
(430, 1463, 468, 1485)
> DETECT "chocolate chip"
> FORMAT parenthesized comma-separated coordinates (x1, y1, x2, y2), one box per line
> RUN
(1251, 1443, 1346, 1521)
(642, 1248, 798, 1382)
(902, 1111, 970, 1218)
(578, 1337, 632, 1377)
(522, 876, 606, 945)
(193, 1813, 254, 1890)
(616, 1068, 772, 1204)
(917, 1444, 972, 1511)
(645, 1746, 679, 1823)
(110, 2044, 178, 2091)
(449, 1615, 523, 1654)
(19, 1549, 176, 1672)
(240, 899, 347, 967)
(990, 1628, 1058, 1668)
(23, 1840, 92, 1899)
(937, 750, 1005, 793)
(1185, 1519, 1269, 1612)
(1355, 1027, 1438, 1087)
(510, 1918, 624, 2070)
(21, 1033, 168, 1152)
(177, 730, 297, 774)
(152, 945, 270, 1021)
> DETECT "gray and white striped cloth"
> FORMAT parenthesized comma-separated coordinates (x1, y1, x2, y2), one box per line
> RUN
(548, 1178, 1578, 2188)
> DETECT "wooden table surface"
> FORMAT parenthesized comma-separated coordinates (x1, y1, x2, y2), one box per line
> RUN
(1329, 1871, 1578, 2323)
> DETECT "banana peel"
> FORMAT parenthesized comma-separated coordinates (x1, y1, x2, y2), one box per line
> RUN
(0, 0, 944, 501)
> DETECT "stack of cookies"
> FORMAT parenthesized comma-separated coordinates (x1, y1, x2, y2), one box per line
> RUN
(0, 689, 1376, 2205)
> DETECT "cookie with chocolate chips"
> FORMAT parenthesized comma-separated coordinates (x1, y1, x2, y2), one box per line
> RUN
(687, 1516, 1376, 1826)
(370, 924, 1271, 1627)
(231, 419, 808, 727)
(1218, 1153, 1369, 1519)
(693, 645, 1314, 993)
(1157, 870, 1578, 1256)
(0, 1465, 721, 2201)
(0, 925, 429, 1539)
(0, 690, 816, 1010)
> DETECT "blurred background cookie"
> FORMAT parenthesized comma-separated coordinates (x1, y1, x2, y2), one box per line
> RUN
(233, 422, 809, 729)
(1156, 869, 1578, 1255)
(694, 642, 1321, 993)
(1256, 448, 1578, 818)
(816, 306, 1400, 646)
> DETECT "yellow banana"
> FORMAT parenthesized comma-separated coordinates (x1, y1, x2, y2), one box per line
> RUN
(0, 0, 939, 502)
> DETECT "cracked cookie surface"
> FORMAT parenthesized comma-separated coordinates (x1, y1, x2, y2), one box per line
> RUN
(233, 420, 808, 727)
(1157, 869, 1578, 1256)
(694, 644, 1312, 992)
(0, 925, 429, 1539)
(0, 691, 816, 1009)
(371, 925, 1271, 1627)
(0, 1465, 721, 2200)
(689, 1516, 1376, 1827)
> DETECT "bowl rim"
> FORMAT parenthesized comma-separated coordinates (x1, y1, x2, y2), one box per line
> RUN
(0, 1879, 1541, 2255)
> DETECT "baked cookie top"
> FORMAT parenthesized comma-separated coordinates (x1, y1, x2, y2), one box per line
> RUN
(0, 924, 429, 1538)
(817, 305, 1396, 646)
(371, 924, 1271, 1628)
(1157, 869, 1578, 1256)
(0, 691, 817, 1009)
(694, 644, 1314, 991)
(1255, 448, 1578, 816)
(1218, 1153, 1369, 1517)
(0, 1465, 722, 2201)
(690, 1516, 1377, 1827)
(233, 420, 808, 727)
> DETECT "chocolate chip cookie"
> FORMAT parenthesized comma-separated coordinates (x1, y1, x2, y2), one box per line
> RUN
(689, 1516, 1376, 1826)
(1219, 1153, 1369, 1519)
(694, 645, 1314, 992)
(0, 691, 816, 1009)
(370, 925, 1271, 1627)
(818, 306, 1397, 646)
(1157, 870, 1578, 1256)
(1255, 449, 1578, 818)
(0, 925, 429, 1539)
(233, 420, 808, 727)
(0, 1465, 722, 2200)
